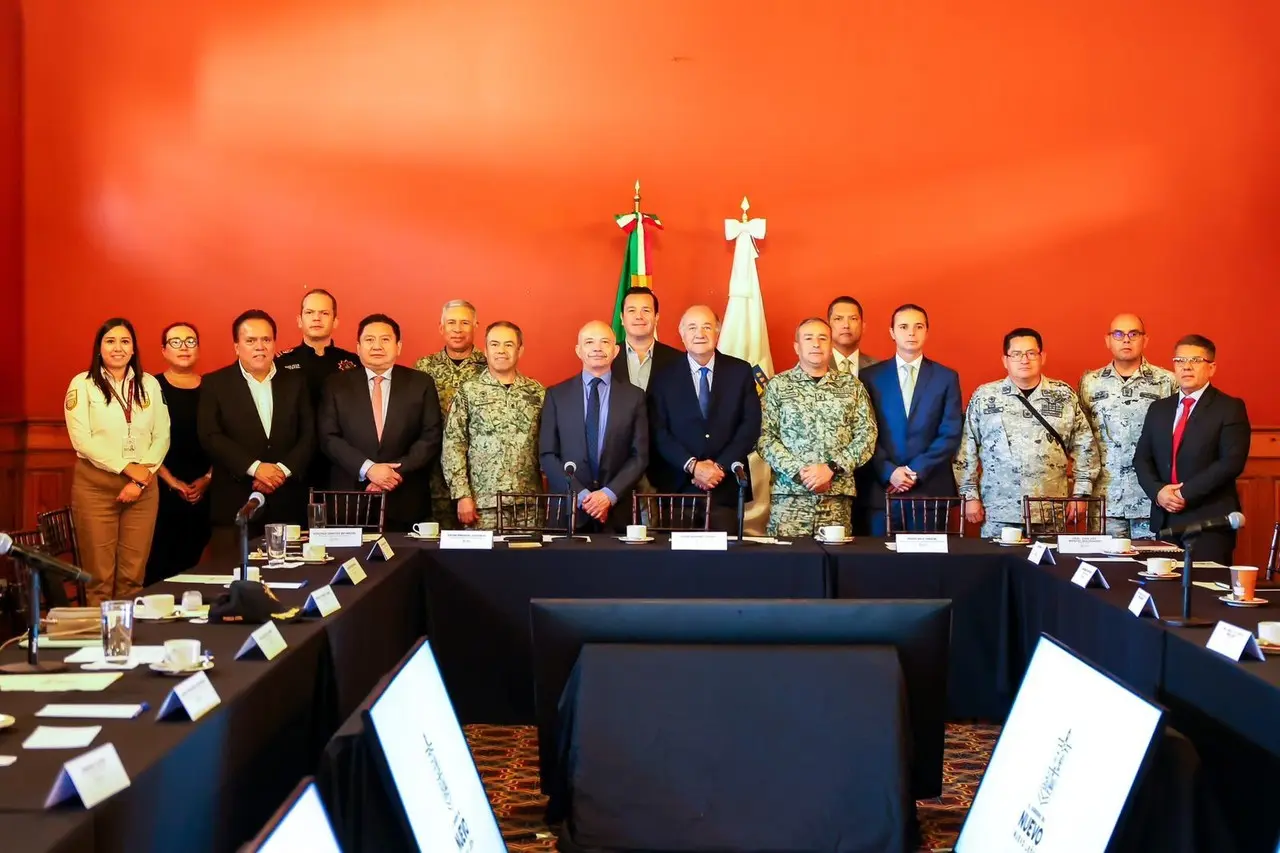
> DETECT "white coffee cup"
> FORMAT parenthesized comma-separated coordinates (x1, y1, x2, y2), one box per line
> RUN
(1258, 622, 1280, 646)
(1145, 558, 1175, 575)
(246, 565, 261, 583)
(286, 524, 302, 541)
(1000, 527, 1024, 543)
(1108, 538, 1132, 553)
(626, 524, 647, 541)
(163, 639, 201, 670)
(820, 525, 846, 542)
(133, 593, 175, 619)
(413, 522, 440, 538)
(303, 542, 327, 560)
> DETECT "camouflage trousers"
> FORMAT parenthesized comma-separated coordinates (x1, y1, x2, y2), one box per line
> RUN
(1104, 517, 1156, 539)
(767, 493, 852, 538)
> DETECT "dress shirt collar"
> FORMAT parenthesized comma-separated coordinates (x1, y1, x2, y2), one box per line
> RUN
(1180, 383, 1210, 404)
(582, 369, 612, 388)
(895, 353, 922, 372)
(625, 340, 655, 364)
(365, 366, 393, 383)
(687, 353, 716, 375)
(238, 361, 277, 384)
(832, 348, 859, 370)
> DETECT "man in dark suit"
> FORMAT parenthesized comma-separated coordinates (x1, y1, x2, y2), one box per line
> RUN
(1134, 334, 1250, 565)
(610, 286, 682, 392)
(648, 305, 762, 532)
(828, 295, 878, 377)
(317, 314, 443, 531)
(198, 310, 315, 557)
(855, 304, 964, 535)
(541, 320, 649, 532)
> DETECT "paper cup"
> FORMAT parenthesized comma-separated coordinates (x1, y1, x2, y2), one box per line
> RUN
(1230, 566, 1259, 601)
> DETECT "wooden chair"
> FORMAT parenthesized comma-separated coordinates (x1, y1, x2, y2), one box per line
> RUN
(632, 493, 712, 532)
(36, 508, 86, 606)
(495, 492, 577, 535)
(1265, 521, 1279, 582)
(308, 490, 387, 533)
(2, 529, 46, 618)
(885, 496, 965, 535)
(1021, 496, 1107, 537)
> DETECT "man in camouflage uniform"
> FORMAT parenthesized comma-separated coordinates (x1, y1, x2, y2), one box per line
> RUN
(757, 317, 877, 537)
(1079, 313, 1177, 539)
(415, 300, 487, 528)
(955, 327, 1100, 539)
(442, 321, 545, 530)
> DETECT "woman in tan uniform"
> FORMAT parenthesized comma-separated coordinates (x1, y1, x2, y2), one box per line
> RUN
(65, 318, 171, 604)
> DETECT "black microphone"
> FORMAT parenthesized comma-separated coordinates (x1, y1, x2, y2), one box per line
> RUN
(563, 461, 577, 477)
(1159, 512, 1245, 541)
(0, 533, 90, 582)
(235, 491, 266, 524)
(731, 461, 748, 487)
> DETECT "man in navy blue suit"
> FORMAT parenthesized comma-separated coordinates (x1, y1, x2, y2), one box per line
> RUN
(854, 304, 964, 535)
(647, 305, 762, 532)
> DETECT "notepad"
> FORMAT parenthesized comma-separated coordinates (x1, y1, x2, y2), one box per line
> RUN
(65, 647, 167, 666)
(0, 673, 122, 692)
(37, 704, 148, 720)
(23, 726, 102, 750)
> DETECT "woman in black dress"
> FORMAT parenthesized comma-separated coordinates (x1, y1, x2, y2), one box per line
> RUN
(144, 322, 212, 584)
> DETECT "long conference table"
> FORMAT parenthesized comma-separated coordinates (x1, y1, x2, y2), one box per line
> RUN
(0, 534, 1277, 852)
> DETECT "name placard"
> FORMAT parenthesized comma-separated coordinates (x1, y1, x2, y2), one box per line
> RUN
(44, 743, 130, 809)
(440, 530, 495, 550)
(671, 531, 728, 551)
(235, 621, 288, 661)
(330, 558, 366, 586)
(367, 537, 395, 561)
(303, 585, 342, 618)
(895, 533, 949, 554)
(1027, 542, 1056, 565)
(1206, 621, 1265, 662)
(1070, 562, 1110, 590)
(1127, 588, 1159, 618)
(1057, 535, 1114, 554)
(307, 527, 363, 548)
(156, 671, 221, 722)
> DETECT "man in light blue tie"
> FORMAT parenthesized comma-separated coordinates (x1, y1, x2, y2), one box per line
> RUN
(540, 321, 649, 531)
(854, 304, 964, 535)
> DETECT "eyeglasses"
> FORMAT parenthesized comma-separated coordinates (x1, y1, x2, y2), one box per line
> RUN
(166, 337, 199, 349)
(1005, 350, 1041, 361)
(1172, 356, 1212, 365)
(1109, 330, 1144, 341)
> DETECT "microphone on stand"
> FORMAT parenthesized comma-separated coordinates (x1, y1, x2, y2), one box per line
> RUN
(729, 461, 754, 546)
(235, 491, 266, 525)
(1159, 512, 1244, 630)
(731, 461, 749, 488)
(235, 491, 266, 582)
(0, 533, 90, 582)
(1158, 512, 1245, 541)
(0, 532, 82, 673)
(562, 462, 577, 539)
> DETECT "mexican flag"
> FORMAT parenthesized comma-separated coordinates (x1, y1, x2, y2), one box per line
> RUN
(612, 208, 663, 341)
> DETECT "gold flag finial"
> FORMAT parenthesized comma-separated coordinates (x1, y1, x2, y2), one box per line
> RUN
(634, 180, 642, 214)
(741, 196, 750, 222)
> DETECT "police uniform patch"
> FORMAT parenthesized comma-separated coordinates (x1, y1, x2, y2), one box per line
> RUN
(64, 388, 77, 410)
(337, 360, 357, 371)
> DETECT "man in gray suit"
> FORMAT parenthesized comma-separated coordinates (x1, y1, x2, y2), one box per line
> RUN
(828, 296, 877, 377)
(540, 320, 649, 532)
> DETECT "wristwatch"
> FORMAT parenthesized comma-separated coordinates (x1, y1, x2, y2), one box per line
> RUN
(828, 461, 845, 475)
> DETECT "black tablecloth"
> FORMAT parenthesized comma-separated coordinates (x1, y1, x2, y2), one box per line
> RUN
(0, 540, 424, 853)
(0, 810, 96, 853)
(421, 536, 829, 723)
(827, 539, 1015, 719)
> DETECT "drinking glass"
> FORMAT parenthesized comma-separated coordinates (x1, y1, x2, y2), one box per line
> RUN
(308, 503, 327, 530)
(101, 600, 134, 665)
(265, 523, 288, 560)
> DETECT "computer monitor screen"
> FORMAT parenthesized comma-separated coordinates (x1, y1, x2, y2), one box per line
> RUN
(365, 638, 506, 853)
(956, 634, 1164, 853)
(243, 778, 341, 853)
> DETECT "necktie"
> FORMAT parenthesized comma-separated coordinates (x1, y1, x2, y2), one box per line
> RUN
(698, 367, 711, 419)
(371, 375, 386, 442)
(901, 363, 917, 415)
(1171, 396, 1195, 482)
(585, 377, 602, 479)
(837, 357, 851, 375)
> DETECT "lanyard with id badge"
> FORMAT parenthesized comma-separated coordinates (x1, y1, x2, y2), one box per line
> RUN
(107, 381, 140, 460)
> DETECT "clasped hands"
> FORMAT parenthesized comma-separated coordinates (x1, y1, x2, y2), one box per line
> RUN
(362, 462, 403, 494)
(798, 463, 835, 493)
(1156, 482, 1186, 513)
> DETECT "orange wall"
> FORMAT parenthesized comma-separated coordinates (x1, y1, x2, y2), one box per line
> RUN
(22, 0, 1280, 422)
(0, 0, 20, 420)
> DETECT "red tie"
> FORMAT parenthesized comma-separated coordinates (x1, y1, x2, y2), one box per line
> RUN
(1170, 396, 1195, 482)
(372, 375, 386, 441)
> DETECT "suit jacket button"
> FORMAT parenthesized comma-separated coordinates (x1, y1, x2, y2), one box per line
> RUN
(704, 434, 710, 439)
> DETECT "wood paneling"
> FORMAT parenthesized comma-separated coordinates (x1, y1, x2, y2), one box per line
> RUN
(1239, 428, 1280, 569)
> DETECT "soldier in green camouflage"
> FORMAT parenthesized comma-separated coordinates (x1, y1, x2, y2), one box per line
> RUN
(1079, 313, 1176, 539)
(415, 300, 486, 528)
(955, 328, 1100, 539)
(757, 317, 878, 537)
(442, 321, 545, 530)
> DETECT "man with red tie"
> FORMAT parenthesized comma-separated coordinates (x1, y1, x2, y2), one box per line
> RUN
(1134, 334, 1250, 565)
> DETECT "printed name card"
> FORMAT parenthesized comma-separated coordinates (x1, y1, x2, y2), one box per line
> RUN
(44, 742, 130, 809)
(330, 558, 367, 586)
(440, 530, 495, 550)
(1027, 542, 1056, 565)
(671, 531, 728, 551)
(1127, 588, 1159, 618)
(156, 671, 221, 722)
(235, 621, 288, 661)
(1070, 562, 1110, 590)
(1057, 535, 1114, 554)
(895, 534, 949, 554)
(1206, 621, 1265, 662)
(307, 527, 363, 548)
(303, 585, 342, 618)
(367, 537, 395, 561)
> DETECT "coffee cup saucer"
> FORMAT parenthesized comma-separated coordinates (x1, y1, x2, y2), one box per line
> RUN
(991, 537, 1030, 547)
(617, 536, 655, 544)
(1219, 594, 1267, 607)
(1257, 639, 1280, 654)
(815, 535, 854, 544)
(149, 658, 215, 676)
(1137, 570, 1181, 579)
(1104, 549, 1141, 557)
(0, 713, 15, 729)
(135, 609, 183, 622)
(407, 532, 440, 541)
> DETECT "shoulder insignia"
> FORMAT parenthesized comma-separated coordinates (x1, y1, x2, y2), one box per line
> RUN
(275, 347, 294, 358)
(140, 394, 150, 409)
(282, 363, 301, 370)
(337, 360, 357, 371)
(64, 388, 77, 410)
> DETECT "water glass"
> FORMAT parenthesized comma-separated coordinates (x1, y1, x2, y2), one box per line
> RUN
(181, 590, 203, 612)
(308, 503, 327, 530)
(101, 600, 134, 665)
(265, 523, 288, 560)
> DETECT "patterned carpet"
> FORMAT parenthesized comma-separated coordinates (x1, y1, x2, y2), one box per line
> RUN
(465, 722, 999, 852)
